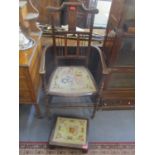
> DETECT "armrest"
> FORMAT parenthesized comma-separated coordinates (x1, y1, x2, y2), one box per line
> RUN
(39, 45, 50, 75)
(91, 45, 111, 75)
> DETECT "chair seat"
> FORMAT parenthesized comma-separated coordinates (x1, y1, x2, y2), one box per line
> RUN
(47, 66, 97, 96)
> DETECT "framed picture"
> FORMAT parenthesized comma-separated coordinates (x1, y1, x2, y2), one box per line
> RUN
(49, 116, 89, 151)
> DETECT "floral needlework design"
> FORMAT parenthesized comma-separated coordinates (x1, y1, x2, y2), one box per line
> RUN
(53, 117, 87, 145)
(48, 66, 96, 95)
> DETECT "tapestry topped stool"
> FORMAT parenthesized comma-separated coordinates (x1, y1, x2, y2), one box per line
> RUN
(49, 116, 89, 153)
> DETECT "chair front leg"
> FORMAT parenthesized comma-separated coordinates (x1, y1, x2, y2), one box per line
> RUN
(41, 74, 47, 92)
(34, 103, 43, 119)
(91, 94, 101, 119)
(91, 75, 104, 118)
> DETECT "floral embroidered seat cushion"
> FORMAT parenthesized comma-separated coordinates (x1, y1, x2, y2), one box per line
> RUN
(47, 66, 97, 96)
(50, 117, 88, 145)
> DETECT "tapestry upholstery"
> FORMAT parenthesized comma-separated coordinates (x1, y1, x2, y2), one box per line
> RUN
(48, 66, 97, 95)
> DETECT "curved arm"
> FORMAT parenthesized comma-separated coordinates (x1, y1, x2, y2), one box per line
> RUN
(91, 45, 111, 74)
(39, 45, 50, 74)
(39, 45, 52, 92)
(47, 2, 98, 14)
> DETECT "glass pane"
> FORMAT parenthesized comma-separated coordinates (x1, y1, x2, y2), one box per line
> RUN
(114, 37, 135, 67)
(108, 72, 135, 89)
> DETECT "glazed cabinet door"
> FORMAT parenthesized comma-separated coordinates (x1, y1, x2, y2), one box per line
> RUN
(102, 69, 135, 109)
(103, 0, 125, 63)
(106, 0, 124, 31)
(110, 35, 135, 67)
(104, 70, 135, 90)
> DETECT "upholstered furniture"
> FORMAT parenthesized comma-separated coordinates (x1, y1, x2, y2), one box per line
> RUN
(39, 2, 110, 118)
(49, 116, 89, 152)
(47, 66, 97, 96)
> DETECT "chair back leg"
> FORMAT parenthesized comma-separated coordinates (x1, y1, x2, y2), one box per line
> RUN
(45, 95, 52, 119)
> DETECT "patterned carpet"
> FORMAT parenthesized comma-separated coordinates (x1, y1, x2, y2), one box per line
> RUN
(19, 142, 135, 155)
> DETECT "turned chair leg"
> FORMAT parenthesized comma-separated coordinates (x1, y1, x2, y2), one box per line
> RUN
(45, 95, 50, 119)
(34, 104, 43, 119)
(45, 95, 53, 119)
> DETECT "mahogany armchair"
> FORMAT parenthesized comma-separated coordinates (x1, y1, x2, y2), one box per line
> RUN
(39, 2, 111, 119)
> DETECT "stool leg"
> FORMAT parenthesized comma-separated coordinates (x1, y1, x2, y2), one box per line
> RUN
(82, 149, 88, 153)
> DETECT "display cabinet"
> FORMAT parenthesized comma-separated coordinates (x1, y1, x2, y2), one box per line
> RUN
(101, 0, 135, 110)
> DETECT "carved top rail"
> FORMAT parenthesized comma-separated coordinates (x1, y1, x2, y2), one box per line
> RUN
(47, 2, 98, 14)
